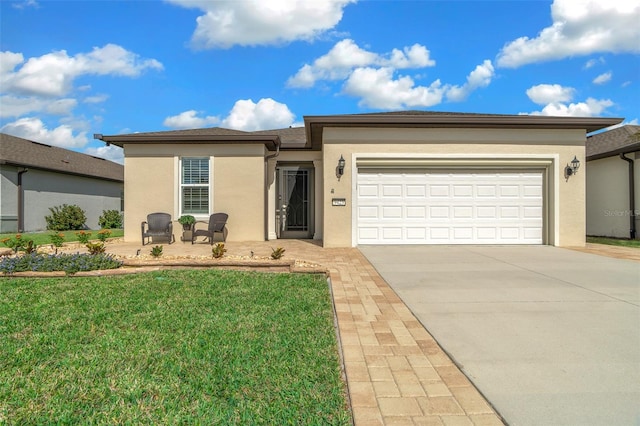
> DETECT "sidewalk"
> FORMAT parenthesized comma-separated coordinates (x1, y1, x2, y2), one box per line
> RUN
(104, 239, 504, 425)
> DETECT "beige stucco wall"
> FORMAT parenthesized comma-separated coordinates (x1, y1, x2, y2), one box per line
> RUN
(321, 127, 586, 247)
(586, 153, 640, 238)
(123, 144, 266, 243)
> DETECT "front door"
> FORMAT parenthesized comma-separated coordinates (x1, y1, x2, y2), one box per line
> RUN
(277, 166, 313, 239)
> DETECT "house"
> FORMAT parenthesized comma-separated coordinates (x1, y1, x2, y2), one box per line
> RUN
(96, 111, 621, 247)
(0, 133, 124, 233)
(586, 125, 640, 239)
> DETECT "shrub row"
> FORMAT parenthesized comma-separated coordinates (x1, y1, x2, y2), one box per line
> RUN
(45, 205, 122, 231)
(0, 252, 123, 276)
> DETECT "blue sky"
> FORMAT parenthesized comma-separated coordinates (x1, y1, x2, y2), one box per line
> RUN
(1, 0, 638, 163)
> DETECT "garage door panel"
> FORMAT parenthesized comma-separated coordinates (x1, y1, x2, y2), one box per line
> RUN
(382, 206, 402, 219)
(406, 185, 427, 197)
(359, 185, 378, 197)
(406, 206, 427, 219)
(382, 185, 402, 197)
(430, 185, 450, 197)
(357, 170, 544, 245)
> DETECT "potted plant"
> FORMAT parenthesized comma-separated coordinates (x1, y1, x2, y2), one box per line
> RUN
(178, 215, 196, 242)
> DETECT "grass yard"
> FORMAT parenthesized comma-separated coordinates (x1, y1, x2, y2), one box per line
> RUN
(587, 236, 640, 248)
(0, 270, 351, 424)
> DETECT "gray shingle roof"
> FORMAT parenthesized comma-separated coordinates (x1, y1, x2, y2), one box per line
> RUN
(0, 133, 124, 182)
(251, 126, 306, 146)
(586, 125, 640, 160)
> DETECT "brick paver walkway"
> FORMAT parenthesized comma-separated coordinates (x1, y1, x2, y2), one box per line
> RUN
(100, 239, 504, 425)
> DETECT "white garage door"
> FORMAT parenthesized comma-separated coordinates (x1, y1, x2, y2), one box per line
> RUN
(356, 170, 544, 244)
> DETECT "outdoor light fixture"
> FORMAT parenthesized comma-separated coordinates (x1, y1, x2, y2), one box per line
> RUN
(565, 155, 581, 177)
(337, 155, 346, 178)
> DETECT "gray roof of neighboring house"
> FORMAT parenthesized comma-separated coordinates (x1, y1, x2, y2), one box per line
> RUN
(111, 127, 252, 137)
(0, 133, 124, 182)
(586, 125, 640, 160)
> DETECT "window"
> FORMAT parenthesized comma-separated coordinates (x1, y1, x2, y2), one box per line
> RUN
(181, 157, 209, 215)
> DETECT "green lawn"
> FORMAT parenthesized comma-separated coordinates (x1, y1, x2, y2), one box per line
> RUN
(0, 270, 351, 424)
(587, 236, 640, 248)
(0, 229, 124, 246)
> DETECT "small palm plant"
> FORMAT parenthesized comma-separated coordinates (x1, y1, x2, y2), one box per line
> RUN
(150, 245, 163, 258)
(212, 243, 227, 259)
(270, 247, 286, 260)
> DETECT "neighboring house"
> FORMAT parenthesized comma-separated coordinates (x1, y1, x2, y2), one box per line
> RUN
(586, 125, 640, 239)
(96, 111, 621, 247)
(0, 133, 124, 233)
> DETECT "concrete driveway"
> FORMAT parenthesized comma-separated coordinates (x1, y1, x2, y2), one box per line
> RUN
(359, 245, 640, 426)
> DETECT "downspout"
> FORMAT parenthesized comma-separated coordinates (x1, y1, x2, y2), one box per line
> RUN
(17, 168, 28, 233)
(264, 141, 281, 240)
(620, 153, 636, 239)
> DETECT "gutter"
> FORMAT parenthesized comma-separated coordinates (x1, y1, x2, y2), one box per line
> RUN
(620, 153, 636, 239)
(17, 168, 28, 233)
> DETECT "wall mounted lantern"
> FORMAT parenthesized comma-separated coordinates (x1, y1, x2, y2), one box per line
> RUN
(565, 155, 581, 177)
(337, 155, 346, 179)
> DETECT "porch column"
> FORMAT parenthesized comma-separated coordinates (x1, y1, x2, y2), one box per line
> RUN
(266, 158, 278, 240)
(313, 159, 323, 240)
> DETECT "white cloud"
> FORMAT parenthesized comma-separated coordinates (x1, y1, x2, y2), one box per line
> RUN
(167, 0, 355, 49)
(386, 44, 435, 69)
(221, 98, 296, 131)
(497, 0, 640, 68)
(526, 84, 576, 105)
(0, 117, 88, 148)
(12, 0, 38, 9)
(84, 145, 124, 164)
(0, 95, 77, 118)
(593, 71, 612, 84)
(528, 97, 614, 116)
(343, 67, 444, 109)
(163, 110, 220, 129)
(445, 60, 495, 102)
(1, 44, 163, 97)
(289, 39, 492, 109)
(83, 94, 109, 104)
(287, 39, 434, 88)
(584, 57, 605, 68)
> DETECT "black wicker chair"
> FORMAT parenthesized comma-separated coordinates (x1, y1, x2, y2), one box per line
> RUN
(141, 212, 175, 245)
(192, 213, 228, 244)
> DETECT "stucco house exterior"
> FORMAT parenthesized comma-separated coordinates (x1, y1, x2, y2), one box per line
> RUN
(586, 125, 640, 239)
(96, 111, 621, 247)
(0, 133, 124, 233)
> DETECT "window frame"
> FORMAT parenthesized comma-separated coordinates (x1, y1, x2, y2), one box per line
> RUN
(179, 156, 211, 217)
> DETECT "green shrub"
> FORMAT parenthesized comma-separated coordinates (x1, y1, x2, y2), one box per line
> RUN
(0, 252, 122, 275)
(97, 229, 112, 242)
(86, 242, 105, 255)
(1, 234, 35, 254)
(49, 233, 65, 247)
(75, 231, 92, 244)
(98, 210, 123, 229)
(45, 204, 87, 231)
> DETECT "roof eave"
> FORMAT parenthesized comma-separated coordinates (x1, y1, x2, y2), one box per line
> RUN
(95, 134, 281, 151)
(304, 115, 624, 150)
(587, 143, 640, 161)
